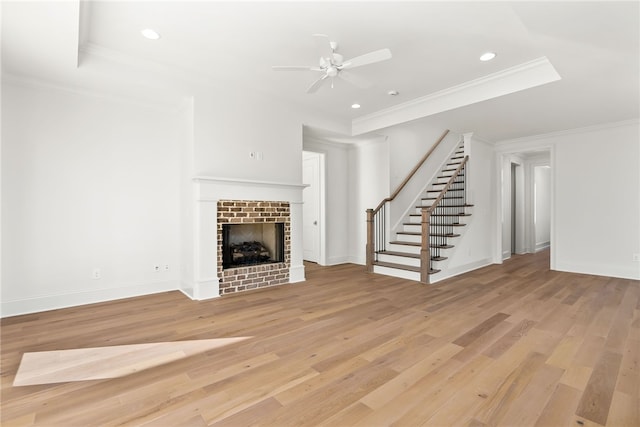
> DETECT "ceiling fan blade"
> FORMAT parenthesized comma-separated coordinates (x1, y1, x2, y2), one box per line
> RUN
(342, 48, 392, 69)
(312, 33, 334, 60)
(307, 74, 329, 94)
(338, 70, 372, 89)
(272, 65, 319, 71)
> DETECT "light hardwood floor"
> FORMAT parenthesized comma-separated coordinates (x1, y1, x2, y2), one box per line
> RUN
(1, 251, 639, 426)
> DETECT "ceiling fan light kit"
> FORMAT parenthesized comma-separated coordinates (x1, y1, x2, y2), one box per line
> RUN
(273, 34, 392, 94)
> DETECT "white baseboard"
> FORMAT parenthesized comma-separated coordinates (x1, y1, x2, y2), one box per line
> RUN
(535, 241, 550, 252)
(289, 264, 306, 283)
(325, 255, 350, 266)
(1, 280, 180, 318)
(347, 255, 365, 265)
(431, 258, 494, 284)
(554, 261, 640, 281)
(193, 277, 220, 300)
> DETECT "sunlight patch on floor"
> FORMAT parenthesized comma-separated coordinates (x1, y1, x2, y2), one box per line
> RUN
(13, 337, 251, 386)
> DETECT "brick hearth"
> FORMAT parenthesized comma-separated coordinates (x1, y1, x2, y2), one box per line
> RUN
(217, 200, 291, 294)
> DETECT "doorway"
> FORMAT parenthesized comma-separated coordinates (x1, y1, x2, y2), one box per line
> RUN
(302, 151, 324, 263)
(497, 150, 553, 266)
(511, 162, 519, 255)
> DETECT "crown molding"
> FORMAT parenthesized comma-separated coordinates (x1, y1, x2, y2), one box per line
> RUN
(2, 72, 184, 113)
(352, 56, 561, 136)
(495, 118, 640, 149)
(79, 42, 216, 90)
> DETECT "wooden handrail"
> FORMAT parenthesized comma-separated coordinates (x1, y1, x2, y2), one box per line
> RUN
(373, 129, 450, 213)
(426, 155, 469, 213)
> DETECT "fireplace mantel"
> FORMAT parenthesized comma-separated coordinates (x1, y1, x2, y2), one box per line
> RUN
(185, 176, 306, 300)
(193, 176, 308, 191)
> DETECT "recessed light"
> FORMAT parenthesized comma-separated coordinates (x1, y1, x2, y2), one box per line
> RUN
(351, 103, 361, 109)
(480, 52, 496, 62)
(387, 90, 399, 96)
(141, 28, 161, 40)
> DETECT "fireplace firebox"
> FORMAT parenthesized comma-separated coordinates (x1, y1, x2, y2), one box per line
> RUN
(222, 223, 285, 269)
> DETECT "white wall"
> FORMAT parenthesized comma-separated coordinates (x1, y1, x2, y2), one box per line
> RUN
(497, 120, 640, 280)
(192, 91, 348, 183)
(1, 80, 184, 316)
(302, 137, 350, 266)
(553, 122, 639, 279)
(348, 137, 390, 264)
(382, 123, 460, 229)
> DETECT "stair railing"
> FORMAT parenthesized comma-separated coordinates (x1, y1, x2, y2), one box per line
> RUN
(366, 129, 450, 272)
(420, 155, 468, 284)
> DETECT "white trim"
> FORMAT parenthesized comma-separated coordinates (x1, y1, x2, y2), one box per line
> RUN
(535, 241, 550, 252)
(431, 258, 495, 284)
(2, 72, 182, 113)
(193, 176, 308, 190)
(326, 256, 351, 266)
(352, 57, 561, 135)
(555, 262, 640, 281)
(495, 119, 640, 148)
(1, 281, 180, 318)
(193, 278, 220, 300)
(79, 41, 215, 89)
(494, 145, 556, 269)
(289, 265, 306, 283)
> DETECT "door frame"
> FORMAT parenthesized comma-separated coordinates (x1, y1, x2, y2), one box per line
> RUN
(494, 144, 555, 269)
(302, 150, 326, 265)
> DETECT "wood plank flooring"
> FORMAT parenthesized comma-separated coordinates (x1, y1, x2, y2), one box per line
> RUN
(1, 251, 638, 426)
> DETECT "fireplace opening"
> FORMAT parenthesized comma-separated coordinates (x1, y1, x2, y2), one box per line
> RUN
(222, 223, 285, 269)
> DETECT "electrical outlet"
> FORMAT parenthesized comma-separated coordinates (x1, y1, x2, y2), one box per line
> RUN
(154, 265, 160, 272)
(92, 268, 101, 280)
(164, 264, 169, 271)
(633, 253, 640, 262)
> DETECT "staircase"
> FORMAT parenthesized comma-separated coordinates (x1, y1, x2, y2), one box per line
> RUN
(366, 136, 472, 284)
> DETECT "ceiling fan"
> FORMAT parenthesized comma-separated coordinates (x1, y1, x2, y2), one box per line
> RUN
(272, 34, 392, 94)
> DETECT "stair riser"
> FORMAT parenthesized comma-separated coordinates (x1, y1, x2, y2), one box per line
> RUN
(410, 217, 466, 229)
(415, 206, 468, 213)
(377, 253, 420, 267)
(388, 243, 420, 254)
(373, 265, 421, 282)
(435, 176, 454, 184)
(403, 224, 422, 233)
(396, 234, 422, 244)
(407, 216, 466, 225)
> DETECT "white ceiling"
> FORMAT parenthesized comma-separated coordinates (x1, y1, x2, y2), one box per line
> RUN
(2, 1, 638, 142)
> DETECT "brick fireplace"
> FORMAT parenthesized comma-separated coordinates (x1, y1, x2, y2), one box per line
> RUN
(185, 177, 306, 300)
(217, 200, 291, 294)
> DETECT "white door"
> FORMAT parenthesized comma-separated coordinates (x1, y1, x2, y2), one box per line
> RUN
(302, 152, 321, 263)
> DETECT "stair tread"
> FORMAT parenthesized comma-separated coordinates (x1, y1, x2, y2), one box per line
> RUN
(397, 231, 461, 238)
(416, 204, 473, 208)
(377, 250, 420, 259)
(422, 196, 465, 200)
(436, 174, 465, 179)
(374, 261, 440, 275)
(374, 261, 420, 272)
(410, 213, 471, 217)
(377, 251, 448, 262)
(432, 180, 464, 184)
(389, 241, 455, 249)
(403, 222, 467, 226)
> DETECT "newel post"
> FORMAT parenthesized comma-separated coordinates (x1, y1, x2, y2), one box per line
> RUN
(420, 207, 431, 284)
(366, 209, 374, 272)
